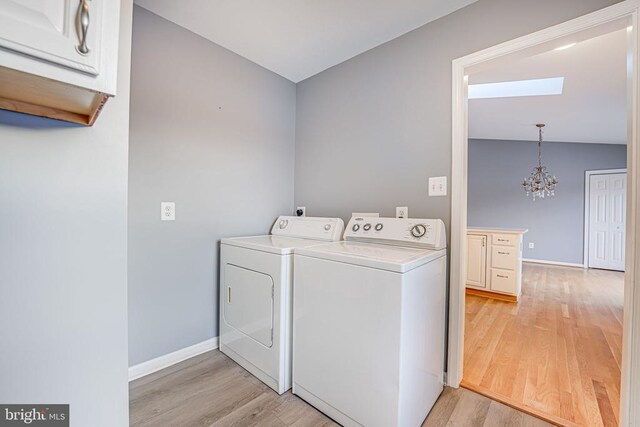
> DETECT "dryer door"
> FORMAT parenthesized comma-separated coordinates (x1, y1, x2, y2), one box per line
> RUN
(224, 264, 274, 347)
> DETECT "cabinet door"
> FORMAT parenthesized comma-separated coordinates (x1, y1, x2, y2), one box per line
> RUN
(0, 0, 104, 75)
(466, 235, 487, 288)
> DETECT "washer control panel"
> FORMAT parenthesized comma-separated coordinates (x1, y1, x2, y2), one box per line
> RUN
(344, 217, 446, 249)
(271, 216, 344, 241)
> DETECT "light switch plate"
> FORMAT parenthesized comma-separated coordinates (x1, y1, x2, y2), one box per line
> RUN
(161, 202, 175, 221)
(429, 176, 447, 196)
(529, 242, 535, 249)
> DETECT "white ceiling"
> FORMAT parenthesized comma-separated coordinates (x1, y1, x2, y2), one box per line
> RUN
(469, 29, 628, 145)
(134, 0, 477, 83)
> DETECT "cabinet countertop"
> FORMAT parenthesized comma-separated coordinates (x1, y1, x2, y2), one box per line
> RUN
(467, 226, 528, 235)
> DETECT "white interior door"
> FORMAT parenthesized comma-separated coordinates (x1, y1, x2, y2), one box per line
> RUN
(588, 173, 626, 271)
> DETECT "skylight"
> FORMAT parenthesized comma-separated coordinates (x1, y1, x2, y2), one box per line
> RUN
(554, 43, 577, 51)
(468, 77, 565, 99)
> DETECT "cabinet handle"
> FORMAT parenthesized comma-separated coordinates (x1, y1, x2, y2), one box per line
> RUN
(498, 251, 510, 255)
(76, 0, 91, 55)
(497, 274, 508, 278)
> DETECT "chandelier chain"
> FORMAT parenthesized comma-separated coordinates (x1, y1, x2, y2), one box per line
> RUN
(538, 127, 543, 168)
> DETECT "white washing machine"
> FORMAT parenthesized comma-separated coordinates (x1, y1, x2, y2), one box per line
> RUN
(292, 216, 447, 427)
(219, 216, 344, 394)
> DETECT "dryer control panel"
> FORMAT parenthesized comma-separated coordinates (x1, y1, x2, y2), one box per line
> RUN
(271, 216, 344, 241)
(345, 217, 446, 249)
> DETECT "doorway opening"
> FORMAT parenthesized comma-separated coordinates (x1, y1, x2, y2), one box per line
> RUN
(448, 3, 640, 426)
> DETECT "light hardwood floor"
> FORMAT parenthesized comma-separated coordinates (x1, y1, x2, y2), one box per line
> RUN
(463, 263, 624, 427)
(130, 349, 551, 426)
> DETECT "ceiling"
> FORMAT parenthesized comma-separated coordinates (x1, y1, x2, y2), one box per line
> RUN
(468, 29, 628, 145)
(134, 0, 477, 83)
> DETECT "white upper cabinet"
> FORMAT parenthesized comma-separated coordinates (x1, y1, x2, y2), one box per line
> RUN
(0, 0, 104, 75)
(0, 0, 120, 96)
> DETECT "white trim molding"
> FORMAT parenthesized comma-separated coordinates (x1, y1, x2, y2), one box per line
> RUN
(522, 258, 584, 269)
(583, 168, 628, 268)
(449, 2, 640, 425)
(128, 337, 219, 382)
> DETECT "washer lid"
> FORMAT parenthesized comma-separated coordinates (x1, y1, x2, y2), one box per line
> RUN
(295, 241, 446, 273)
(221, 235, 334, 255)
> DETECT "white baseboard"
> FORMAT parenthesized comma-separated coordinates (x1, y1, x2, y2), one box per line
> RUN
(128, 337, 219, 382)
(523, 258, 584, 268)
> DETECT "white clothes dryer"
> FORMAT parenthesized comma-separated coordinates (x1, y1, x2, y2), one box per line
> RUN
(219, 216, 344, 394)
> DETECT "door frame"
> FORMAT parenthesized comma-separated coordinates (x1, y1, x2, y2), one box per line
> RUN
(448, 1, 640, 425)
(584, 168, 628, 268)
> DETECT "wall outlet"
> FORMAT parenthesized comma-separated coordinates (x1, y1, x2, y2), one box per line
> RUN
(429, 176, 447, 196)
(396, 207, 408, 218)
(161, 202, 175, 221)
(528, 242, 535, 249)
(296, 206, 306, 217)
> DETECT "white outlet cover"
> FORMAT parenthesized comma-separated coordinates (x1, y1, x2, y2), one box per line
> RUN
(161, 202, 175, 221)
(429, 176, 447, 196)
(396, 207, 408, 218)
(529, 242, 535, 249)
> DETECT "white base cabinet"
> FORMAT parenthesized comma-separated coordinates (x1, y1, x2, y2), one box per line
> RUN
(466, 228, 527, 300)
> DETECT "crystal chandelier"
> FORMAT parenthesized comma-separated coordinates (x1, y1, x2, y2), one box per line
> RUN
(522, 124, 558, 200)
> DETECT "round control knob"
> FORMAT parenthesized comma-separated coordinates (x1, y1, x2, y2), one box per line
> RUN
(324, 224, 331, 231)
(352, 224, 360, 232)
(375, 223, 383, 231)
(363, 223, 372, 231)
(411, 224, 427, 238)
(278, 219, 289, 229)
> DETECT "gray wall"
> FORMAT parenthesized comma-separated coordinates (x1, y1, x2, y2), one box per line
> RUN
(468, 139, 626, 264)
(128, 7, 296, 365)
(0, 2, 133, 426)
(294, 0, 620, 232)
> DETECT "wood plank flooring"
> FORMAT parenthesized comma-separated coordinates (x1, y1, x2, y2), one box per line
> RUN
(463, 263, 624, 427)
(130, 349, 551, 426)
